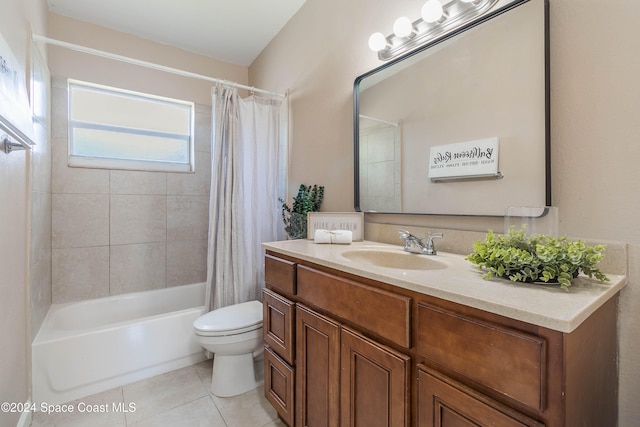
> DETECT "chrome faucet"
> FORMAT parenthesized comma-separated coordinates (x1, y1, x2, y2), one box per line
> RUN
(398, 229, 443, 255)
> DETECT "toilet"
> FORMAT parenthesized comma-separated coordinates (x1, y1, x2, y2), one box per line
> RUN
(193, 300, 264, 397)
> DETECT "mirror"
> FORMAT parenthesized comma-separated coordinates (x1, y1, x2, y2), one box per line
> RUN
(354, 0, 549, 216)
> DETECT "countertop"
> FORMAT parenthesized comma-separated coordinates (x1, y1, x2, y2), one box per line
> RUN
(262, 239, 627, 333)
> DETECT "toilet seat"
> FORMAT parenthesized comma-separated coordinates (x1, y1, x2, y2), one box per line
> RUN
(194, 300, 263, 337)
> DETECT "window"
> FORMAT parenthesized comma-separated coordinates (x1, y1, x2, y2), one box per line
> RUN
(68, 79, 195, 173)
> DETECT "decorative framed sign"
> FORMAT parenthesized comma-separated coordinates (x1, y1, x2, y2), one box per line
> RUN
(428, 137, 500, 181)
(307, 212, 364, 241)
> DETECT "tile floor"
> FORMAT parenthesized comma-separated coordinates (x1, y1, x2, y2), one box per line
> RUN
(31, 360, 285, 426)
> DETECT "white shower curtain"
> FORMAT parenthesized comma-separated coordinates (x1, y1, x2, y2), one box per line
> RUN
(205, 85, 287, 311)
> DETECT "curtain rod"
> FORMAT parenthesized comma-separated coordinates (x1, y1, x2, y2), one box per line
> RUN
(32, 34, 286, 99)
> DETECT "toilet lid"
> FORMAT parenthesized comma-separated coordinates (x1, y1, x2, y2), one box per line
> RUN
(194, 300, 263, 336)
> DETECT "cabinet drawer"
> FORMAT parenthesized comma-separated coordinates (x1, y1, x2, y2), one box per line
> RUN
(263, 288, 295, 364)
(297, 265, 411, 348)
(265, 254, 296, 295)
(417, 303, 547, 411)
(264, 346, 294, 427)
(417, 365, 544, 427)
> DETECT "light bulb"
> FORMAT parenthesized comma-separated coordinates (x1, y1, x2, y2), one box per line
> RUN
(421, 0, 444, 23)
(368, 32, 388, 51)
(393, 17, 414, 38)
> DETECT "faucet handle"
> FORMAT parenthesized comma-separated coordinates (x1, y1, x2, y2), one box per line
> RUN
(423, 232, 443, 255)
(426, 232, 443, 243)
(398, 229, 411, 238)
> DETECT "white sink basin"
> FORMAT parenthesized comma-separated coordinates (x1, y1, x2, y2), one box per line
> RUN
(340, 248, 448, 271)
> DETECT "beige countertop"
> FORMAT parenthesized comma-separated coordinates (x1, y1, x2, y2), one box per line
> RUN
(262, 239, 627, 333)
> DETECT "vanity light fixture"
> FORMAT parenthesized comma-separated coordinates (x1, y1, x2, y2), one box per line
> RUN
(368, 32, 389, 51)
(369, 0, 500, 60)
(393, 16, 415, 38)
(421, 0, 446, 23)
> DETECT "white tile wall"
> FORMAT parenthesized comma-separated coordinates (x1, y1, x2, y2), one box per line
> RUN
(50, 82, 212, 303)
(166, 151, 211, 196)
(359, 124, 402, 212)
(110, 243, 167, 295)
(52, 138, 110, 194)
(166, 239, 208, 287)
(52, 246, 110, 303)
(167, 195, 209, 241)
(30, 53, 53, 340)
(52, 194, 110, 248)
(110, 170, 167, 195)
(110, 195, 167, 245)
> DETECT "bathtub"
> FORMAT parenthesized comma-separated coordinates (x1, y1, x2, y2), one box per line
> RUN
(32, 282, 208, 406)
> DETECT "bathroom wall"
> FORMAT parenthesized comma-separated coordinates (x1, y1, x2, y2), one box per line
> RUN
(46, 14, 249, 303)
(249, 0, 640, 425)
(29, 40, 52, 342)
(0, 1, 48, 426)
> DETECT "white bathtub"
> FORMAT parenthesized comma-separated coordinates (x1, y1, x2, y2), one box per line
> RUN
(32, 282, 208, 405)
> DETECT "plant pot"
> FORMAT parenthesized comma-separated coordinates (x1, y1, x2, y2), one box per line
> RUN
(500, 269, 580, 285)
(285, 212, 307, 240)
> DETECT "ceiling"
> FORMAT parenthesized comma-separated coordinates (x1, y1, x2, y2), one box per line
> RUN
(46, 0, 307, 67)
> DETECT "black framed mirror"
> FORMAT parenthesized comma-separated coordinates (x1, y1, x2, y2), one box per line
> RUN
(354, 0, 549, 216)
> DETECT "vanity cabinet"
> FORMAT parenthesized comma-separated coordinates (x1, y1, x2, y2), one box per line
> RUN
(263, 254, 411, 427)
(263, 250, 619, 427)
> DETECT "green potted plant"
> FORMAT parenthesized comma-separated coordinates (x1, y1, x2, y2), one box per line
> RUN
(279, 184, 324, 239)
(466, 227, 609, 290)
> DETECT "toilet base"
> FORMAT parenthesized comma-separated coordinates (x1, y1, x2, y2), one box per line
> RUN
(211, 352, 263, 397)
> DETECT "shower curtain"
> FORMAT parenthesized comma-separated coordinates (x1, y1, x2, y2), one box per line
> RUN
(205, 85, 287, 311)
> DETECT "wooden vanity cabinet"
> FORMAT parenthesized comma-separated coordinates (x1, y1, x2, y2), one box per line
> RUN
(264, 253, 411, 427)
(263, 251, 619, 427)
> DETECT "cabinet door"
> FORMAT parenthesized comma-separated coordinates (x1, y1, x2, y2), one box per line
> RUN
(263, 288, 295, 364)
(296, 305, 340, 427)
(417, 365, 544, 427)
(264, 346, 295, 427)
(340, 327, 410, 427)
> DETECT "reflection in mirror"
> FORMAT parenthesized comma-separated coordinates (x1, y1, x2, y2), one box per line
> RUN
(358, 115, 402, 212)
(354, 0, 549, 216)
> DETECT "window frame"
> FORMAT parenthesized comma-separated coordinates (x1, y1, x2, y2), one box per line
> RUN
(67, 79, 195, 173)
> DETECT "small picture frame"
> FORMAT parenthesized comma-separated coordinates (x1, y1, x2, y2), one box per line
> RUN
(307, 212, 365, 241)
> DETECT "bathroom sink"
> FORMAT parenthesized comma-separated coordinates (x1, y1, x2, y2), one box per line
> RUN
(340, 248, 448, 271)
